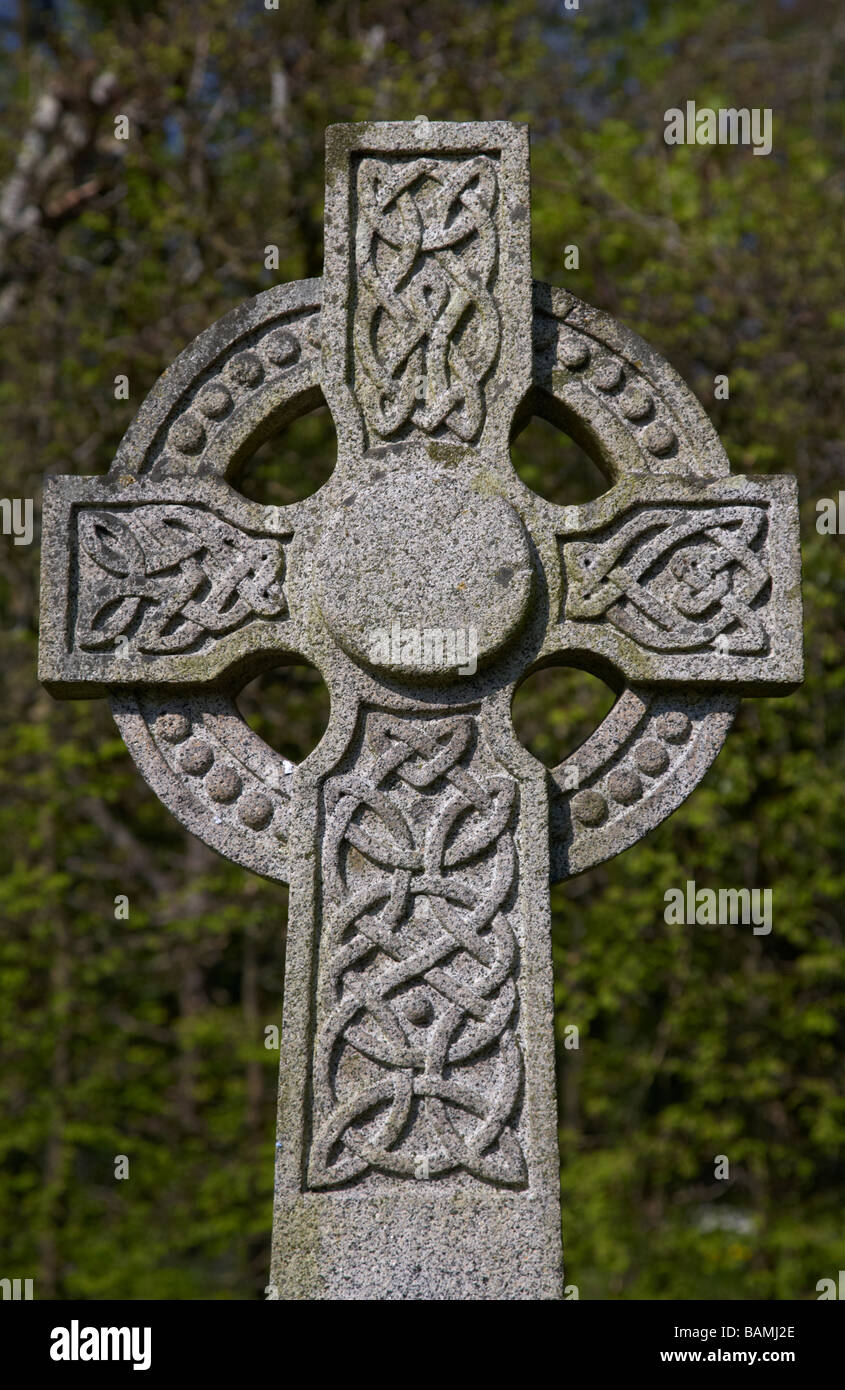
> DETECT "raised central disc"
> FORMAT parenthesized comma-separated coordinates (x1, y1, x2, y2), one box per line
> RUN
(314, 469, 533, 678)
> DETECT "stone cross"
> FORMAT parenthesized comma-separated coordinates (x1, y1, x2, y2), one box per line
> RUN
(39, 120, 802, 1300)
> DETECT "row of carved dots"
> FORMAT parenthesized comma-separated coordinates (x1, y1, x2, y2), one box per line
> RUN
(569, 710, 693, 828)
(557, 329, 678, 459)
(153, 710, 277, 830)
(165, 319, 314, 459)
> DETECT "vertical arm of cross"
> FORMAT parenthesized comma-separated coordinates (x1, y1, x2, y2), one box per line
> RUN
(319, 119, 533, 477)
(266, 121, 565, 1301)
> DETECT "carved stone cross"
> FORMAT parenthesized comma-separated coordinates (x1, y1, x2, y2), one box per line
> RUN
(39, 120, 802, 1300)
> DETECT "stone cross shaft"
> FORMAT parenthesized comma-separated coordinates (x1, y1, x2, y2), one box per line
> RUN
(39, 120, 803, 1300)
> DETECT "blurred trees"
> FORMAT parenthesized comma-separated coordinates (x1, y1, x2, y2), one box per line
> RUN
(0, 0, 842, 1298)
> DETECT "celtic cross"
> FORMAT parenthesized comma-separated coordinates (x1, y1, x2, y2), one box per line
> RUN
(39, 121, 802, 1300)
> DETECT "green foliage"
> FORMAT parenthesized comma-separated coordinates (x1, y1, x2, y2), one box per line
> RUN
(0, 0, 842, 1299)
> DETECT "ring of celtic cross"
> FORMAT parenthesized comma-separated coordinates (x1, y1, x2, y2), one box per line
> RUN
(40, 276, 800, 885)
(51, 273, 800, 878)
(42, 271, 800, 884)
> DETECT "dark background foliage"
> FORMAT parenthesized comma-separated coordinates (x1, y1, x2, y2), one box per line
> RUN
(0, 0, 842, 1299)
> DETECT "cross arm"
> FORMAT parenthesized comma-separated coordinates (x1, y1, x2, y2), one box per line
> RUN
(39, 472, 305, 698)
(537, 473, 803, 695)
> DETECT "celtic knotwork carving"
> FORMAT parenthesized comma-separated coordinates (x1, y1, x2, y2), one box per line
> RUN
(75, 504, 286, 653)
(309, 712, 525, 1188)
(353, 155, 500, 443)
(563, 504, 771, 654)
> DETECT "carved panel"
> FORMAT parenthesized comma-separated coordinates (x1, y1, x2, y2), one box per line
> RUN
(308, 710, 526, 1188)
(75, 503, 286, 654)
(562, 504, 771, 654)
(353, 155, 501, 444)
